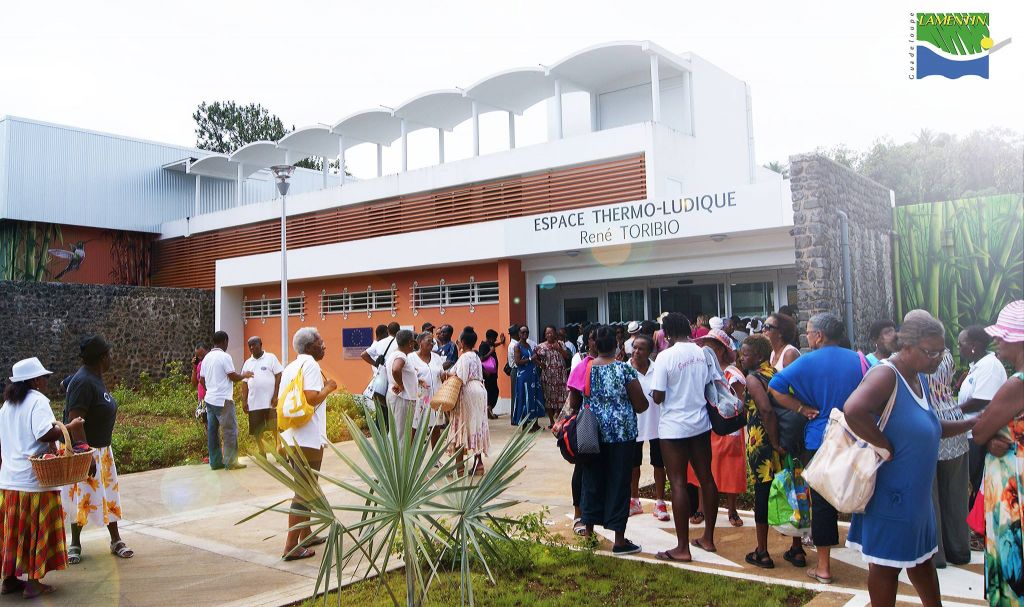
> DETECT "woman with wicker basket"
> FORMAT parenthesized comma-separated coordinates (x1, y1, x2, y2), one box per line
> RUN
(59, 336, 134, 564)
(0, 357, 86, 599)
(444, 327, 490, 476)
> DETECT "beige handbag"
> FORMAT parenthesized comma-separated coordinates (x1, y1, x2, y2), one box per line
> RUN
(430, 375, 463, 413)
(801, 367, 898, 514)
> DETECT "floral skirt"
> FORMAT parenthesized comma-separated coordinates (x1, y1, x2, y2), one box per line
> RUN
(449, 380, 490, 456)
(0, 489, 67, 580)
(60, 445, 123, 528)
(984, 449, 1024, 606)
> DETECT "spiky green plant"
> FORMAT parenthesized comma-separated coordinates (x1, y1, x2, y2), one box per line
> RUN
(0, 220, 63, 281)
(241, 406, 537, 607)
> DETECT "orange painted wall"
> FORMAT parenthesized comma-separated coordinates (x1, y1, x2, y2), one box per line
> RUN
(44, 225, 118, 285)
(241, 261, 521, 398)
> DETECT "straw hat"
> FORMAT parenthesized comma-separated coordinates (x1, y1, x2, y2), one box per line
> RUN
(627, 321, 641, 335)
(10, 357, 53, 383)
(986, 300, 1024, 343)
(695, 329, 735, 352)
(709, 316, 724, 331)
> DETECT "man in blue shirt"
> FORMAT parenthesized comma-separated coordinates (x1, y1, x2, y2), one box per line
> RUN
(769, 312, 865, 585)
(434, 324, 458, 370)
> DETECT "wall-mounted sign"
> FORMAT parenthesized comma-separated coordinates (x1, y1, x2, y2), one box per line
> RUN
(342, 327, 374, 359)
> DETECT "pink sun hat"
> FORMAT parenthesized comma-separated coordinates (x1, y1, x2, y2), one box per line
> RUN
(986, 300, 1024, 343)
(695, 328, 735, 351)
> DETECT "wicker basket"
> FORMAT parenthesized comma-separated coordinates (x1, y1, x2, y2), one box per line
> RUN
(430, 376, 463, 413)
(30, 422, 95, 488)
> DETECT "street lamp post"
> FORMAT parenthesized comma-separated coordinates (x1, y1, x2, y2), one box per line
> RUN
(271, 164, 295, 364)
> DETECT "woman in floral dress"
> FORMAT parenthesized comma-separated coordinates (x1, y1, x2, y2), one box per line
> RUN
(740, 334, 805, 569)
(535, 325, 570, 430)
(446, 328, 490, 476)
(972, 300, 1024, 606)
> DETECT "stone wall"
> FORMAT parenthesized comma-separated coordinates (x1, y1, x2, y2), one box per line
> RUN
(0, 281, 214, 388)
(789, 154, 895, 351)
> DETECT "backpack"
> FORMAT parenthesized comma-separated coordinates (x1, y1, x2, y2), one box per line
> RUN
(555, 359, 601, 464)
(278, 361, 315, 431)
(701, 347, 746, 435)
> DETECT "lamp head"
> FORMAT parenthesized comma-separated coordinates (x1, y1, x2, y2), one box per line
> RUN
(271, 164, 295, 196)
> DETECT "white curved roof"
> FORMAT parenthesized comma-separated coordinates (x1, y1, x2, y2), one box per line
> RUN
(464, 67, 554, 115)
(393, 89, 474, 132)
(332, 109, 403, 146)
(187, 154, 241, 180)
(211, 40, 691, 179)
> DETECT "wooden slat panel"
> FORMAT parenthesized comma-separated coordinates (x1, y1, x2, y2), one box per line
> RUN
(153, 155, 645, 289)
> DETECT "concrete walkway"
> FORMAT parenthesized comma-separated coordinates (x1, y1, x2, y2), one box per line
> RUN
(25, 421, 985, 606)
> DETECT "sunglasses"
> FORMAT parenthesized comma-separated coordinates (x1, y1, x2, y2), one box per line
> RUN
(763, 324, 778, 332)
(916, 346, 944, 360)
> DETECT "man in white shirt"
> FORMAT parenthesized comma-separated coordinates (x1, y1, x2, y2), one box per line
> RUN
(623, 321, 641, 356)
(650, 313, 717, 561)
(278, 327, 337, 561)
(361, 322, 400, 429)
(199, 331, 253, 470)
(241, 336, 284, 456)
(959, 325, 1009, 509)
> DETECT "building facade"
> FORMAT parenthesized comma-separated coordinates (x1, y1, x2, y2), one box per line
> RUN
(1, 41, 895, 406)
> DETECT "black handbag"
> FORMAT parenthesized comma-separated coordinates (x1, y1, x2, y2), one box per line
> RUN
(503, 362, 512, 376)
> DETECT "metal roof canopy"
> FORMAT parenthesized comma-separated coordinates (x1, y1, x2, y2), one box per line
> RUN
(332, 109, 403, 146)
(464, 67, 558, 115)
(229, 142, 310, 178)
(548, 41, 689, 93)
(186, 155, 243, 180)
(278, 126, 342, 158)
(393, 89, 476, 132)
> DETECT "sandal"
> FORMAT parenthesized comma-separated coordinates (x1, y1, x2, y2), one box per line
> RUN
(745, 549, 775, 569)
(0, 578, 25, 595)
(67, 545, 82, 565)
(689, 511, 704, 525)
(573, 518, 587, 536)
(304, 535, 327, 547)
(110, 541, 134, 559)
(728, 512, 744, 527)
(807, 568, 833, 585)
(690, 538, 717, 553)
(21, 583, 55, 599)
(783, 547, 807, 567)
(282, 546, 316, 561)
(655, 550, 691, 562)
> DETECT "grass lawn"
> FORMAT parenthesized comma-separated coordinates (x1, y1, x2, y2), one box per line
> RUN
(301, 543, 815, 607)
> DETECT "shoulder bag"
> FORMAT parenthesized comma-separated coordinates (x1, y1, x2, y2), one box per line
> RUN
(801, 365, 898, 514)
(557, 358, 601, 462)
(701, 347, 746, 435)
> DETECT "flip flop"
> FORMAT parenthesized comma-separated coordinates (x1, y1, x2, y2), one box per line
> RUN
(304, 535, 327, 547)
(688, 511, 704, 525)
(807, 568, 833, 584)
(282, 547, 316, 561)
(655, 550, 692, 563)
(22, 584, 55, 599)
(0, 578, 25, 595)
(690, 539, 717, 553)
(728, 512, 744, 527)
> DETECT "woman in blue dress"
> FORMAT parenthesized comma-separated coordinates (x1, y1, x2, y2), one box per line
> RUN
(511, 325, 545, 429)
(843, 310, 975, 607)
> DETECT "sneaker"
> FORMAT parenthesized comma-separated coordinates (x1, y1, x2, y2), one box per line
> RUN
(629, 499, 644, 516)
(612, 540, 641, 555)
(654, 501, 671, 522)
(202, 456, 210, 464)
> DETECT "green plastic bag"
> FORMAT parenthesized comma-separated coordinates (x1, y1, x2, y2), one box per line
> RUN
(767, 455, 811, 537)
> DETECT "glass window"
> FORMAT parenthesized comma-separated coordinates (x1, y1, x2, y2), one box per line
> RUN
(564, 297, 598, 326)
(649, 285, 721, 322)
(730, 282, 774, 319)
(608, 290, 645, 323)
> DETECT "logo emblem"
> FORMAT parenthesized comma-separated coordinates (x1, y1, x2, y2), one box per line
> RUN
(914, 13, 1010, 79)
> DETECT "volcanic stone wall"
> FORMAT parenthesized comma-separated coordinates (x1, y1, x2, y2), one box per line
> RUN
(0, 281, 214, 387)
(788, 154, 895, 351)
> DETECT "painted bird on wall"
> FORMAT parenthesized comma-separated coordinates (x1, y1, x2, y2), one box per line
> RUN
(48, 241, 86, 280)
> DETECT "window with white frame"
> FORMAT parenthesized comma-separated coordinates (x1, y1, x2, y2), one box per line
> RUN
(320, 286, 397, 317)
(413, 280, 499, 310)
(243, 295, 305, 319)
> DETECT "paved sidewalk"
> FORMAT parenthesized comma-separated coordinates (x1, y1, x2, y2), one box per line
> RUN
(25, 421, 985, 606)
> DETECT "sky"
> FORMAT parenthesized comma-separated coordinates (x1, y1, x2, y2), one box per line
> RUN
(2, 0, 1021, 177)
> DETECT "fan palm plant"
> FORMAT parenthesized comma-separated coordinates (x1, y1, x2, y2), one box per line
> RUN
(241, 406, 537, 607)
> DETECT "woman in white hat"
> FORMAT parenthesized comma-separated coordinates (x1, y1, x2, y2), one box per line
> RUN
(0, 357, 85, 599)
(970, 300, 1024, 606)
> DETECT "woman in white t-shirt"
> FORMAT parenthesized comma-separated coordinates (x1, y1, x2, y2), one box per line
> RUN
(650, 313, 716, 562)
(0, 357, 86, 598)
(409, 332, 445, 447)
(765, 313, 800, 371)
(628, 335, 670, 522)
(277, 328, 337, 562)
(386, 330, 420, 437)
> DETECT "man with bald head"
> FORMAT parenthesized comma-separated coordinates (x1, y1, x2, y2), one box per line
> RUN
(241, 336, 284, 456)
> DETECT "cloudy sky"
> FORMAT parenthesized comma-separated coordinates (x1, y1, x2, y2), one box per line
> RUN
(2, 0, 1020, 177)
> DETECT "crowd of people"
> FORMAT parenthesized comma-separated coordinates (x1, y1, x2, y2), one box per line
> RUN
(0, 300, 1022, 605)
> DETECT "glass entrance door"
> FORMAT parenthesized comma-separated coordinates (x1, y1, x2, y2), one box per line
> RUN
(649, 285, 722, 321)
(563, 297, 599, 326)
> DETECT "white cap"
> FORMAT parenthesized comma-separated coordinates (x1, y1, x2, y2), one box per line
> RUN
(709, 316, 724, 330)
(627, 321, 641, 334)
(9, 357, 53, 383)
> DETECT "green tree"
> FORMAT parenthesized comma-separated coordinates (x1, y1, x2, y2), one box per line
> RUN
(763, 161, 789, 178)
(193, 101, 345, 173)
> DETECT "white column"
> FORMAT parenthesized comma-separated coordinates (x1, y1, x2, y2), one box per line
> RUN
(400, 119, 408, 172)
(507, 111, 516, 149)
(193, 174, 201, 216)
(589, 92, 600, 132)
(437, 128, 445, 164)
(280, 190, 288, 365)
(650, 54, 661, 123)
(236, 163, 243, 207)
(376, 144, 383, 177)
(321, 156, 328, 188)
(471, 101, 480, 157)
(553, 79, 563, 140)
(338, 136, 346, 185)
